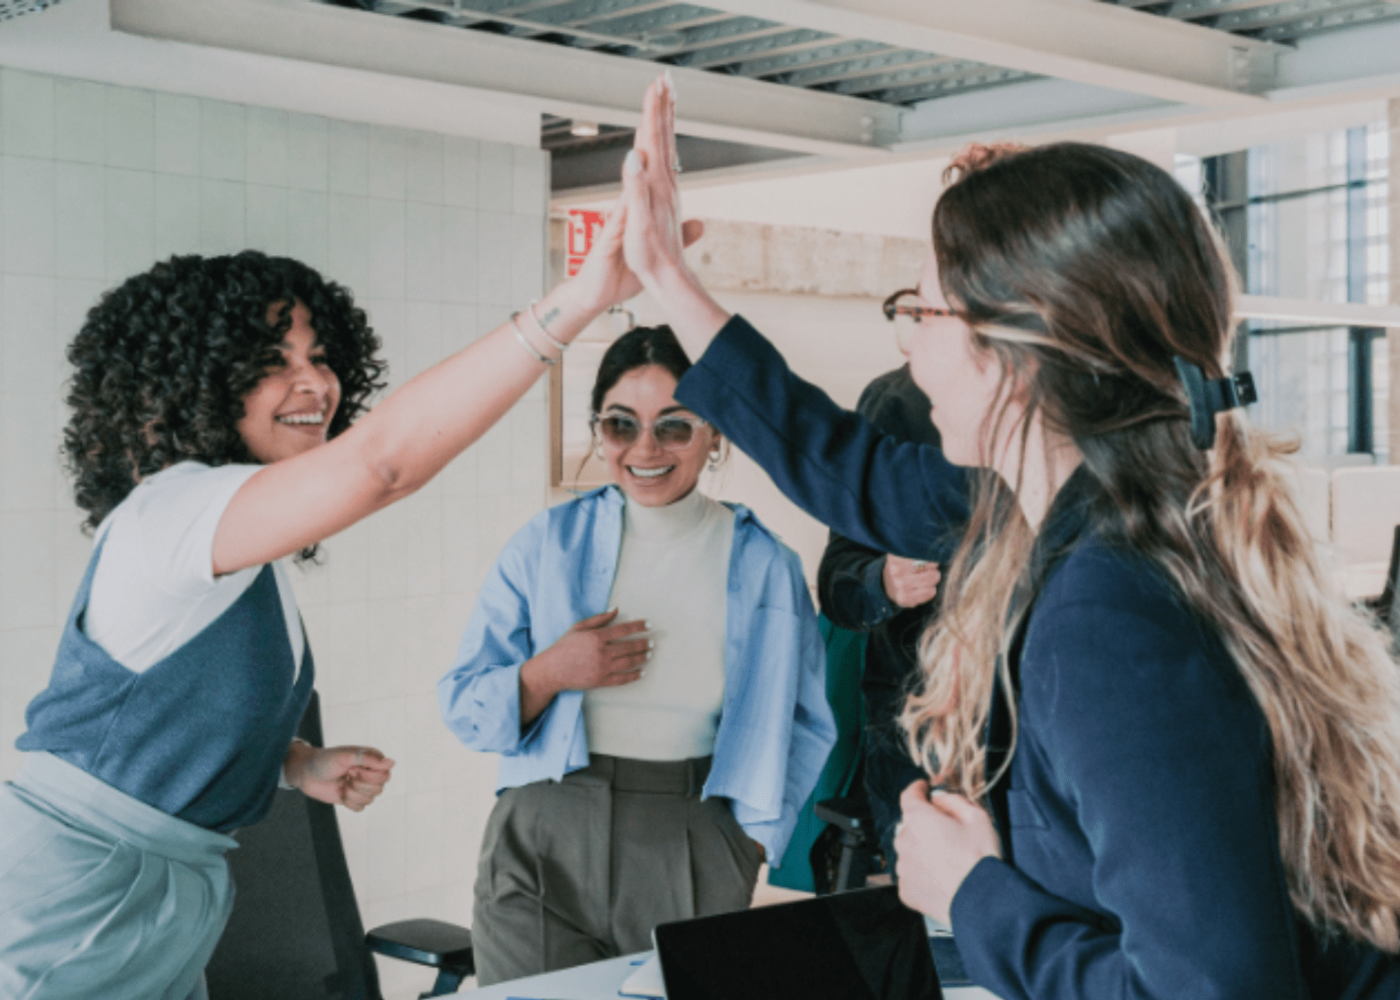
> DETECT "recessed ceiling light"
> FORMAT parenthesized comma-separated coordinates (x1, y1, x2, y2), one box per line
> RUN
(570, 121, 600, 137)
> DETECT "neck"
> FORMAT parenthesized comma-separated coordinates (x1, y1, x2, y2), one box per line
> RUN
(622, 486, 709, 539)
(997, 412, 1082, 531)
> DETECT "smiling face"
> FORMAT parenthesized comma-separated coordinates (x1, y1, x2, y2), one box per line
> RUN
(597, 364, 719, 507)
(903, 252, 1017, 470)
(235, 300, 341, 464)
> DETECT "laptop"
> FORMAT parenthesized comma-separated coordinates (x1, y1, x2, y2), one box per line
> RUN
(649, 886, 945, 1000)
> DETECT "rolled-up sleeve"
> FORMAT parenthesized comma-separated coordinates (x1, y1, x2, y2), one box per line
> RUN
(438, 517, 549, 754)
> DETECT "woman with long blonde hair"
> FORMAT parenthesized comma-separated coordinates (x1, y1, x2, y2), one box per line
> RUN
(617, 75, 1400, 997)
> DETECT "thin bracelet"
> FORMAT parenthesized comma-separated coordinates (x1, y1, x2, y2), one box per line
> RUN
(511, 311, 557, 366)
(528, 300, 569, 353)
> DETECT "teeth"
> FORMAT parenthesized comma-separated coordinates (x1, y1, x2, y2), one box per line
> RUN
(276, 412, 324, 425)
(629, 466, 673, 479)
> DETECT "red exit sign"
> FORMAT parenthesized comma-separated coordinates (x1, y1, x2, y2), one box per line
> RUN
(566, 209, 606, 277)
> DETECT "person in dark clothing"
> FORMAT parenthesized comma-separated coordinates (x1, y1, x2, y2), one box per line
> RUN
(613, 75, 1400, 1000)
(816, 365, 941, 871)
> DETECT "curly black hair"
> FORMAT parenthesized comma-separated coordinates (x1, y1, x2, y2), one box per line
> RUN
(64, 251, 387, 531)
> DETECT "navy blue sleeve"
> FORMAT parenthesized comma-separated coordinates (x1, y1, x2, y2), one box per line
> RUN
(949, 552, 1304, 1000)
(674, 315, 971, 560)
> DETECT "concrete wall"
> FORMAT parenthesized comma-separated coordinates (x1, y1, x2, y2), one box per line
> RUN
(0, 67, 551, 1000)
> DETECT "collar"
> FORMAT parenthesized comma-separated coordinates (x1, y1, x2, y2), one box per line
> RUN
(622, 486, 713, 542)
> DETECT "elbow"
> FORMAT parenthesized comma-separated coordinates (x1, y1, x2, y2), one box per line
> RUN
(365, 453, 427, 509)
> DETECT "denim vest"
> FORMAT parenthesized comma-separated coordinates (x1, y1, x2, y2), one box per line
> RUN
(18, 536, 314, 832)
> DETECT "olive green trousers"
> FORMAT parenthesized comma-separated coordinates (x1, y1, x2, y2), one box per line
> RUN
(472, 754, 762, 986)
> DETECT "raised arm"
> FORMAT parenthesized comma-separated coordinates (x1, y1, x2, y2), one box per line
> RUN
(213, 192, 699, 576)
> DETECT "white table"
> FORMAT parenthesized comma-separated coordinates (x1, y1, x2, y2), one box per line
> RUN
(448, 951, 1000, 1000)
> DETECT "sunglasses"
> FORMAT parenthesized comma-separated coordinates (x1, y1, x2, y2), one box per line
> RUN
(593, 412, 708, 449)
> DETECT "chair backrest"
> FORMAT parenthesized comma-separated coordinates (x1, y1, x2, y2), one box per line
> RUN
(205, 691, 381, 1000)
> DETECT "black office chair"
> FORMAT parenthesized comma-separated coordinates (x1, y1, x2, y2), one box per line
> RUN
(811, 792, 883, 895)
(205, 692, 475, 1000)
(1364, 525, 1400, 640)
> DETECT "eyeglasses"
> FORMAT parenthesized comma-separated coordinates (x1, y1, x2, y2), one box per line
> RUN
(882, 288, 960, 323)
(882, 288, 961, 352)
(592, 412, 708, 449)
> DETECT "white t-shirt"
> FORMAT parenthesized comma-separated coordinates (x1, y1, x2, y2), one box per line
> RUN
(85, 462, 305, 677)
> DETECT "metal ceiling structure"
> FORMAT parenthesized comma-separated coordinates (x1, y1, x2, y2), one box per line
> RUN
(307, 0, 1400, 187)
(0, 0, 64, 20)
(102, 0, 1400, 192)
(328, 0, 1038, 109)
(1102, 0, 1400, 44)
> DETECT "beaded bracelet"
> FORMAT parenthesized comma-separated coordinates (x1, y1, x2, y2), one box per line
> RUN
(528, 300, 569, 354)
(511, 312, 557, 366)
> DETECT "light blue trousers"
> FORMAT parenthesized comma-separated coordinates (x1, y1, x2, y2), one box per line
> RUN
(0, 753, 238, 1000)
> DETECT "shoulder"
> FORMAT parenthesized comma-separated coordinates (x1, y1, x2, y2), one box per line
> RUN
(726, 503, 810, 590)
(726, 502, 790, 559)
(1022, 541, 1251, 721)
(1036, 542, 1183, 619)
(498, 487, 621, 562)
(105, 461, 259, 528)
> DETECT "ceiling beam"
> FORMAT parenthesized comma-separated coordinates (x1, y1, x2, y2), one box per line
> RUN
(711, 0, 1280, 107)
(111, 0, 903, 155)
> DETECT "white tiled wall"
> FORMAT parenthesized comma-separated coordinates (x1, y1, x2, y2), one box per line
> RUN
(0, 68, 550, 1000)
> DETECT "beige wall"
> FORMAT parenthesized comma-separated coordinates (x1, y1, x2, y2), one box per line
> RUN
(0, 67, 551, 1000)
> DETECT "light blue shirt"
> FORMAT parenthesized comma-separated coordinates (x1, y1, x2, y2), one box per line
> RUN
(438, 486, 837, 864)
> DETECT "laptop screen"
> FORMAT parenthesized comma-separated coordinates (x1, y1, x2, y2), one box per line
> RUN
(653, 886, 944, 1000)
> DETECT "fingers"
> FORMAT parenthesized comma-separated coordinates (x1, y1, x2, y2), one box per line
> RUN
(660, 71, 677, 182)
(574, 608, 622, 630)
(348, 747, 395, 776)
(600, 665, 645, 687)
(900, 779, 932, 814)
(599, 617, 649, 641)
(634, 77, 660, 162)
(929, 789, 983, 823)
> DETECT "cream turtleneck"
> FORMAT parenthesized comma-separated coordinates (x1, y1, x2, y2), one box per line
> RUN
(582, 488, 735, 760)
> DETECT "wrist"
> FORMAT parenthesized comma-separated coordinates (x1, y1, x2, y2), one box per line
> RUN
(540, 280, 604, 344)
(283, 738, 315, 789)
(520, 653, 561, 704)
(640, 257, 697, 301)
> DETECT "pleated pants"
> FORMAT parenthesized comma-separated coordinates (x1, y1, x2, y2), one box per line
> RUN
(0, 753, 238, 1000)
(472, 754, 763, 986)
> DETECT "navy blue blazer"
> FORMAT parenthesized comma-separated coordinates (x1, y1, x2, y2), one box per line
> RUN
(675, 315, 1400, 1000)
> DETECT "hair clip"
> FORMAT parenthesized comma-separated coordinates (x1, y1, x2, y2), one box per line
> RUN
(1173, 356, 1257, 450)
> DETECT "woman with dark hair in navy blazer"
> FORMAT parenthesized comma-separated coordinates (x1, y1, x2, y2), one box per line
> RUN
(614, 76, 1400, 999)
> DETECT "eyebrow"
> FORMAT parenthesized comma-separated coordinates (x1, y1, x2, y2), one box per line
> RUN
(602, 404, 691, 416)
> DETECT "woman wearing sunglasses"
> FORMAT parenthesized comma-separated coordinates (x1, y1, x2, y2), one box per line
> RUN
(439, 324, 836, 985)
(611, 77, 1400, 998)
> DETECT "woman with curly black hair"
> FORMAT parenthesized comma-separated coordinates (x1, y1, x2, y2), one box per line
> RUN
(0, 196, 673, 1000)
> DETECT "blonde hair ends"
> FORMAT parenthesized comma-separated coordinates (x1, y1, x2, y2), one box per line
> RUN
(901, 141, 1400, 952)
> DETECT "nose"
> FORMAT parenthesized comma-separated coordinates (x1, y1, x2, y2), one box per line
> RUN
(291, 357, 332, 400)
(633, 425, 666, 457)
